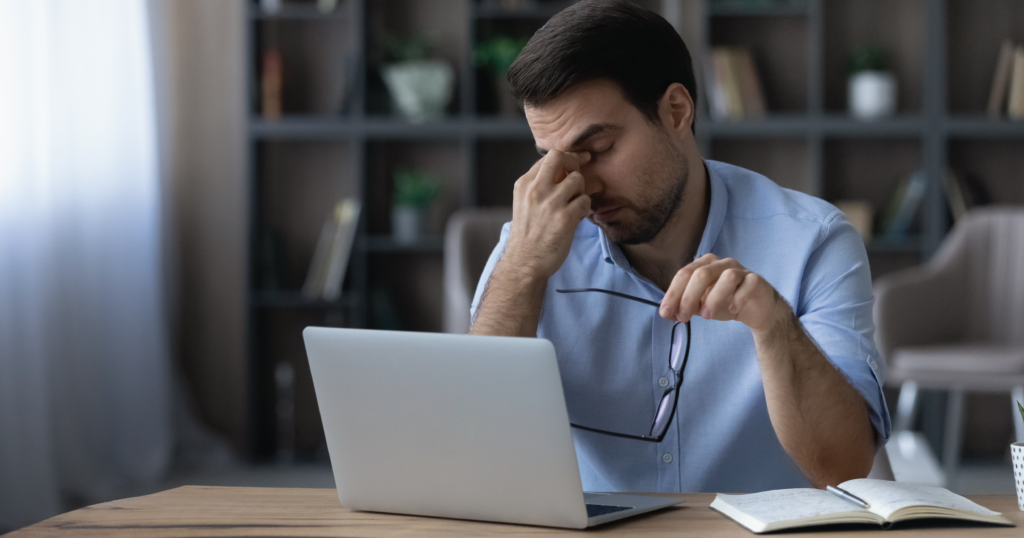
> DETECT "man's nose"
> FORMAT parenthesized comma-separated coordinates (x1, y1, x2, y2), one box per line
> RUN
(579, 164, 602, 197)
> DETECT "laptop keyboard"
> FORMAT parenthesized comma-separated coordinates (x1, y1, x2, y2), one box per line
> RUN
(586, 504, 633, 517)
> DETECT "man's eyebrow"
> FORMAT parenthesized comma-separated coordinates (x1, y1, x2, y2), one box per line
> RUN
(535, 123, 615, 157)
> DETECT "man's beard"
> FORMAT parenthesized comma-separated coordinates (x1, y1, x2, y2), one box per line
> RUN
(587, 140, 689, 246)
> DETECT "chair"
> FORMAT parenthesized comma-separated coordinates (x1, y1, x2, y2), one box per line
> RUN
(443, 207, 513, 334)
(874, 207, 1024, 480)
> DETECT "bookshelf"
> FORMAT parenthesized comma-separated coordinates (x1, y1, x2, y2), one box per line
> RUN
(244, 0, 1024, 459)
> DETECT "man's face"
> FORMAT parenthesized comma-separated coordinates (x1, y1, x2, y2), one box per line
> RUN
(526, 79, 689, 245)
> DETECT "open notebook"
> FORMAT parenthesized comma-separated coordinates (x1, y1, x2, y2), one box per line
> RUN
(711, 479, 1014, 533)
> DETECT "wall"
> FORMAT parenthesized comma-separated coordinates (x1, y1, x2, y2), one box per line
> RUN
(153, 0, 248, 452)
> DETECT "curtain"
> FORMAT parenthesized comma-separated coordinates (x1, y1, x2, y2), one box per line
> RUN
(0, 0, 172, 529)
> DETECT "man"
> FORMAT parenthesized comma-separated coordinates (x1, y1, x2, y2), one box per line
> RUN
(470, 0, 889, 493)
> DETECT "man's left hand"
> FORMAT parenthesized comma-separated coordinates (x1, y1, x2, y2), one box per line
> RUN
(659, 253, 786, 333)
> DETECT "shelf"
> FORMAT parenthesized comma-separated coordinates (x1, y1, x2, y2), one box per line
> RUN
(250, 290, 361, 309)
(708, 0, 809, 17)
(865, 236, 923, 254)
(363, 235, 445, 253)
(945, 116, 1024, 139)
(472, 1, 572, 19)
(703, 114, 814, 137)
(702, 114, 927, 137)
(251, 116, 533, 140)
(249, 3, 349, 20)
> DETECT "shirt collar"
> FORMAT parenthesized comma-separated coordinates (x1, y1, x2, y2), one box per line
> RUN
(598, 160, 728, 268)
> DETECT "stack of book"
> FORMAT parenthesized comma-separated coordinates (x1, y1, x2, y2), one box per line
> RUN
(876, 169, 989, 240)
(704, 47, 767, 121)
(302, 198, 361, 302)
(986, 39, 1024, 119)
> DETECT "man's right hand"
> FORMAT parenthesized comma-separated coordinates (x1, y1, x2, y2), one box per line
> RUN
(504, 149, 592, 281)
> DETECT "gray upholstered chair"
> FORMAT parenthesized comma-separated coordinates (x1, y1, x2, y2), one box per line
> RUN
(443, 207, 513, 334)
(874, 207, 1024, 479)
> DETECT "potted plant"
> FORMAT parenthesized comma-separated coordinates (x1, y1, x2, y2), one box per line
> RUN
(1014, 401, 1024, 511)
(847, 46, 897, 120)
(379, 34, 454, 122)
(474, 35, 529, 117)
(392, 167, 441, 244)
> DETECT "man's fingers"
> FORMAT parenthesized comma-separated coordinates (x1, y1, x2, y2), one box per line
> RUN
(677, 263, 726, 321)
(660, 253, 719, 321)
(535, 150, 588, 187)
(552, 171, 586, 204)
(701, 267, 746, 320)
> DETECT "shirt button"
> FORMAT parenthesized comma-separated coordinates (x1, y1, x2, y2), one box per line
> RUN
(658, 377, 669, 387)
(662, 453, 673, 463)
(869, 360, 878, 370)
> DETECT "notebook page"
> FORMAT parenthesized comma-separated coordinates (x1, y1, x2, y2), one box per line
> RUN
(715, 488, 870, 524)
(839, 479, 1001, 519)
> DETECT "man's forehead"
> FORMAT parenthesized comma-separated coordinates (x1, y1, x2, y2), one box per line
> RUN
(526, 80, 629, 152)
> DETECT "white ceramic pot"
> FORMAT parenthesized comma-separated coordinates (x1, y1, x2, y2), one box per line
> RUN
(1013, 442, 1024, 511)
(848, 70, 897, 120)
(392, 206, 426, 244)
(381, 60, 454, 122)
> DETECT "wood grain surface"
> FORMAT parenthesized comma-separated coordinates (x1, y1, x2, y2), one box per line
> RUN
(7, 486, 1022, 537)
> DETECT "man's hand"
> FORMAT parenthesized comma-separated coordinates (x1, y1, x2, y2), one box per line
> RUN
(469, 150, 591, 338)
(505, 150, 592, 281)
(659, 253, 875, 487)
(658, 253, 785, 333)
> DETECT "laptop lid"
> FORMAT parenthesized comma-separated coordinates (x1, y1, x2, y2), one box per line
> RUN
(303, 327, 591, 529)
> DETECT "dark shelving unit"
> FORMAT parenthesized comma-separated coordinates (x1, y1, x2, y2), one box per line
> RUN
(243, 0, 1024, 459)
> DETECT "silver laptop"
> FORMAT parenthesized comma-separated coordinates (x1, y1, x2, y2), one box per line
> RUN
(303, 326, 683, 529)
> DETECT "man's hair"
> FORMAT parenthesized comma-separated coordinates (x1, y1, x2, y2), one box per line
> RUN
(508, 0, 698, 134)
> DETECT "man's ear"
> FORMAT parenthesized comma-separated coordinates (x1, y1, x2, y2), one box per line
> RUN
(659, 82, 694, 136)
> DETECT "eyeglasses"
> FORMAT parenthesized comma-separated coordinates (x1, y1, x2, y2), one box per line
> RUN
(555, 288, 691, 443)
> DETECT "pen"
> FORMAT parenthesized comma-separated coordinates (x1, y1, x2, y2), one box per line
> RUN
(826, 485, 870, 509)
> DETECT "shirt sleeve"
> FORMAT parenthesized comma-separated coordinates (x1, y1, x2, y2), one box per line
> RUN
(797, 211, 891, 446)
(469, 222, 512, 321)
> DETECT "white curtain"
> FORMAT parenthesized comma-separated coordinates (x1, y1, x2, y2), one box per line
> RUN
(0, 0, 172, 529)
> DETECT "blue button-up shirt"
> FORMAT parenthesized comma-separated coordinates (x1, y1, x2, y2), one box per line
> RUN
(471, 160, 890, 493)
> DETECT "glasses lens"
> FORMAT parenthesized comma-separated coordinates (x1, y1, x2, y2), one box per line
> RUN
(649, 389, 675, 438)
(669, 323, 687, 371)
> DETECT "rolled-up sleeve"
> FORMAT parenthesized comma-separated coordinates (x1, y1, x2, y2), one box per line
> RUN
(469, 222, 512, 320)
(797, 211, 891, 446)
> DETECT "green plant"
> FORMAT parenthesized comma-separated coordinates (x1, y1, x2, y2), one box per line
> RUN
(847, 46, 890, 75)
(1018, 400, 1024, 425)
(393, 167, 441, 208)
(380, 33, 432, 63)
(474, 35, 529, 79)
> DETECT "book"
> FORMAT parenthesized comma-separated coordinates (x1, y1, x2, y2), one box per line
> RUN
(321, 198, 361, 302)
(942, 169, 991, 224)
(732, 48, 766, 118)
(262, 48, 283, 119)
(1008, 46, 1024, 120)
(715, 48, 745, 120)
(880, 170, 928, 240)
(705, 47, 767, 121)
(710, 478, 1013, 533)
(704, 52, 730, 120)
(302, 198, 361, 301)
(986, 39, 1014, 118)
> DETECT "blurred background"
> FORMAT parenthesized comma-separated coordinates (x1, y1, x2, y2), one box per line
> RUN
(2, 0, 1024, 531)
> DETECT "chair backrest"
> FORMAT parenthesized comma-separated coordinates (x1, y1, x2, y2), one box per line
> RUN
(443, 207, 512, 334)
(931, 207, 1024, 344)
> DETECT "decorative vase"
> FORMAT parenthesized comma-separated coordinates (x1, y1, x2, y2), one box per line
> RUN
(381, 60, 454, 122)
(1013, 442, 1024, 511)
(848, 70, 897, 120)
(392, 205, 426, 244)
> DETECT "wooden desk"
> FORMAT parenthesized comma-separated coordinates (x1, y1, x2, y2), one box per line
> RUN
(8, 486, 1022, 537)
